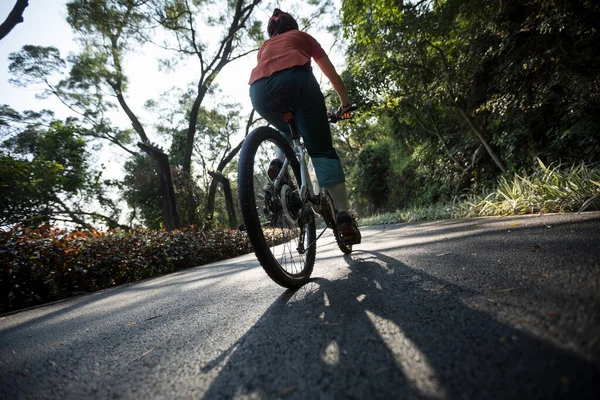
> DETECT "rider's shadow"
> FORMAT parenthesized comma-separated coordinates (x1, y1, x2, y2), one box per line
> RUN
(200, 250, 599, 399)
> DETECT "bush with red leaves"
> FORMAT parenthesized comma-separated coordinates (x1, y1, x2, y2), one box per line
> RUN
(0, 226, 258, 313)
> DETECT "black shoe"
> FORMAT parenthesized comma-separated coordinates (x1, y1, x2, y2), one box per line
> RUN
(268, 159, 294, 187)
(336, 211, 361, 245)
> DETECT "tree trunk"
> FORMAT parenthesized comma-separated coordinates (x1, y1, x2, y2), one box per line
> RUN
(425, 41, 506, 173)
(205, 139, 244, 229)
(107, 32, 180, 229)
(180, 0, 262, 223)
(221, 177, 237, 229)
(455, 105, 507, 173)
(205, 176, 219, 229)
(138, 143, 180, 230)
(204, 110, 258, 228)
(207, 171, 237, 229)
(408, 105, 464, 171)
(184, 189, 197, 228)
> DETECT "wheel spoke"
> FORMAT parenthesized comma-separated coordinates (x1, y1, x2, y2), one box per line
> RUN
(237, 127, 317, 287)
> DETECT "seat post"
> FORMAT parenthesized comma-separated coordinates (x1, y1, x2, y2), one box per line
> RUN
(283, 112, 301, 140)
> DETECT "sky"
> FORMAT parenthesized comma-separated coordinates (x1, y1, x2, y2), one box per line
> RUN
(0, 1, 343, 182)
(0, 1, 79, 116)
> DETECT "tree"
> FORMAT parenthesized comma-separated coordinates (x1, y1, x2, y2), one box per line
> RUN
(66, 0, 340, 226)
(61, 0, 266, 227)
(0, 0, 29, 41)
(342, 0, 507, 173)
(121, 152, 202, 229)
(146, 89, 260, 229)
(339, 0, 600, 212)
(0, 106, 122, 229)
(8, 45, 137, 155)
(482, 0, 600, 167)
(353, 140, 391, 211)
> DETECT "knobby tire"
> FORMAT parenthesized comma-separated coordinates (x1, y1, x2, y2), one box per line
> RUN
(238, 126, 317, 288)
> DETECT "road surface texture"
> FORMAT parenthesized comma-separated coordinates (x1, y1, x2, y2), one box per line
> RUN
(1, 212, 599, 399)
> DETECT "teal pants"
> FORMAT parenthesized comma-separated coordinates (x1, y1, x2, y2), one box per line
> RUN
(249, 66, 345, 187)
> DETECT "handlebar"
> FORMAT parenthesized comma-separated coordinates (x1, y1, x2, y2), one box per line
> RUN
(328, 104, 358, 123)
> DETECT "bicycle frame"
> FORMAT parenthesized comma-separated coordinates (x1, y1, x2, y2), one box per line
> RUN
(272, 104, 357, 207)
(269, 116, 341, 258)
(271, 117, 321, 215)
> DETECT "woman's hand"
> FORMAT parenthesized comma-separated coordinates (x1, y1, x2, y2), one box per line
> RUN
(337, 103, 353, 120)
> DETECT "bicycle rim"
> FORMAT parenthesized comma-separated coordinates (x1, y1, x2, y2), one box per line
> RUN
(238, 127, 316, 288)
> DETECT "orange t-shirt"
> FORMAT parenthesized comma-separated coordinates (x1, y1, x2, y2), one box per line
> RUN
(248, 30, 327, 85)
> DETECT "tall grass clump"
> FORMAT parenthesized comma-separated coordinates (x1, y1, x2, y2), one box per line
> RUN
(359, 159, 599, 226)
(469, 159, 600, 216)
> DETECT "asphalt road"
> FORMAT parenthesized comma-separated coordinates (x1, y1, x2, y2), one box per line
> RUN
(1, 212, 599, 399)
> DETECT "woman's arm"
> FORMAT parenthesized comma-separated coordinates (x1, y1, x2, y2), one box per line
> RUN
(315, 55, 350, 107)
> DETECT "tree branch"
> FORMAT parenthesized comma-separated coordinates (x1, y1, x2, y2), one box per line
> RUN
(183, 0, 260, 173)
(0, 0, 29, 41)
(109, 35, 150, 143)
(424, 39, 452, 74)
(184, 0, 204, 72)
(52, 196, 95, 230)
(78, 211, 130, 230)
(229, 46, 260, 62)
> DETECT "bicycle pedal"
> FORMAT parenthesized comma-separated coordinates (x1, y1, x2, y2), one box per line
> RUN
(339, 225, 361, 245)
(343, 235, 362, 245)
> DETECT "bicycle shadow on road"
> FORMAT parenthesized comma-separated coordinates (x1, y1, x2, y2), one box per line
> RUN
(200, 249, 600, 399)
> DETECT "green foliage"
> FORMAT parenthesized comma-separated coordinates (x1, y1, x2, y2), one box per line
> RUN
(122, 154, 204, 229)
(481, 0, 600, 167)
(340, 0, 600, 214)
(8, 45, 66, 87)
(0, 109, 117, 228)
(7, 45, 129, 149)
(121, 155, 163, 229)
(66, 0, 150, 42)
(351, 140, 391, 212)
(346, 115, 469, 214)
(341, 0, 499, 211)
(360, 159, 600, 226)
(359, 202, 470, 226)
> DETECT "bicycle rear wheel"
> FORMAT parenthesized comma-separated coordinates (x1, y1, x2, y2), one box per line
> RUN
(238, 126, 316, 288)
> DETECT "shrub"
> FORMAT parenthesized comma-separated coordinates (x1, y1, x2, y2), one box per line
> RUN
(352, 140, 392, 213)
(0, 226, 258, 313)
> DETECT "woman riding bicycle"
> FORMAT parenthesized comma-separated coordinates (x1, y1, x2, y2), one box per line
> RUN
(248, 8, 361, 244)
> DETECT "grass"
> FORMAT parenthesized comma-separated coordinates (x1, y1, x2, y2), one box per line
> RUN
(359, 202, 470, 226)
(359, 159, 600, 226)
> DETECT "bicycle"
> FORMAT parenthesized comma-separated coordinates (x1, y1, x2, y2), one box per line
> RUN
(237, 105, 359, 289)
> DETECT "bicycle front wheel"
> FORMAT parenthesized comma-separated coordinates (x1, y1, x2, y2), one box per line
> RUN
(238, 126, 317, 288)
